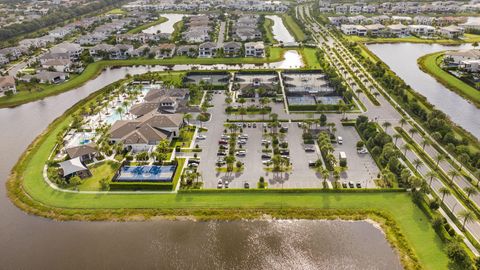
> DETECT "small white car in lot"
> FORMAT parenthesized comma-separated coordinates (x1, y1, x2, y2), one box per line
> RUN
(357, 148, 368, 154)
(196, 135, 207, 140)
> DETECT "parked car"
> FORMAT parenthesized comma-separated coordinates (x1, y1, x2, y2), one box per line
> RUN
(253, 123, 257, 128)
(356, 182, 362, 188)
(280, 150, 290, 156)
(261, 139, 271, 145)
(337, 136, 343, 144)
(196, 135, 206, 140)
(236, 150, 246, 157)
(224, 180, 229, 188)
(216, 159, 226, 166)
(342, 182, 348, 188)
(308, 161, 316, 167)
(348, 181, 354, 188)
(221, 134, 230, 139)
(262, 159, 272, 165)
(357, 148, 368, 154)
(247, 123, 251, 128)
(304, 146, 315, 152)
(217, 179, 223, 189)
(217, 151, 227, 156)
(244, 182, 250, 189)
(261, 154, 272, 159)
(238, 140, 247, 145)
(219, 140, 228, 145)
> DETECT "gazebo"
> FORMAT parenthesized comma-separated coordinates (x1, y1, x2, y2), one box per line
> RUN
(59, 157, 91, 179)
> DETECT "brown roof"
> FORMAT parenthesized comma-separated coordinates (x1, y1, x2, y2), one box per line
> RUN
(129, 102, 159, 117)
(65, 143, 97, 159)
(144, 88, 188, 102)
(0, 76, 15, 88)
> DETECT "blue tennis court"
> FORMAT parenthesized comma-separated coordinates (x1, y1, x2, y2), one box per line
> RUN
(114, 165, 177, 182)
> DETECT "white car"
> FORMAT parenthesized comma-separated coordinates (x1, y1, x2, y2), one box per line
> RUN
(357, 148, 368, 154)
(217, 179, 223, 189)
(261, 139, 271, 145)
(262, 160, 272, 165)
(196, 135, 207, 140)
(236, 150, 247, 157)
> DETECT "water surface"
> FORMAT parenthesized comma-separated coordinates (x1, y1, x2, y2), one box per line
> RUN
(367, 43, 479, 138)
(266, 15, 296, 44)
(142, 14, 185, 35)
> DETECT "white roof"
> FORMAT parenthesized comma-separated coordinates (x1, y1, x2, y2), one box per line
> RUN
(59, 157, 87, 176)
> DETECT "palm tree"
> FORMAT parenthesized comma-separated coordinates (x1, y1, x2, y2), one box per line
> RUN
(435, 154, 445, 169)
(425, 171, 437, 186)
(412, 158, 423, 170)
(421, 139, 430, 150)
(457, 153, 470, 171)
(321, 168, 329, 186)
(408, 128, 417, 138)
(458, 210, 475, 231)
(439, 187, 451, 202)
(382, 121, 392, 132)
(115, 107, 124, 120)
(399, 118, 407, 128)
(401, 144, 411, 156)
(464, 186, 478, 199)
(238, 97, 246, 108)
(183, 113, 192, 125)
(447, 170, 460, 184)
(393, 133, 401, 146)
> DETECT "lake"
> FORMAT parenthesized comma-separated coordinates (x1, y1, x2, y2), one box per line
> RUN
(367, 42, 479, 139)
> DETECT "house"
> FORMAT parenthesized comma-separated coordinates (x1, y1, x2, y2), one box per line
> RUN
(21, 71, 69, 84)
(65, 143, 98, 162)
(199, 42, 217, 58)
(459, 60, 480, 72)
(50, 42, 83, 61)
(109, 112, 184, 152)
(0, 76, 16, 96)
(89, 44, 133, 60)
(223, 42, 242, 57)
(39, 52, 70, 65)
(245, 42, 265, 57)
(439, 25, 464, 39)
(444, 49, 480, 65)
(130, 88, 192, 117)
(176, 45, 198, 57)
(387, 24, 408, 36)
(76, 33, 107, 45)
(340, 25, 367, 36)
(41, 59, 72, 72)
(408, 25, 436, 36)
(151, 43, 176, 58)
(183, 30, 210, 43)
(364, 24, 385, 36)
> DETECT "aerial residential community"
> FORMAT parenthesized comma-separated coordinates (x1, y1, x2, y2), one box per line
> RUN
(1, 0, 480, 269)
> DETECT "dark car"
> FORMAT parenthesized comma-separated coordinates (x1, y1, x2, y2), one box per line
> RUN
(261, 154, 272, 159)
(356, 182, 362, 188)
(244, 183, 250, 189)
(218, 140, 228, 145)
(348, 181, 354, 188)
(342, 182, 348, 188)
(280, 150, 290, 156)
(308, 161, 316, 167)
(217, 151, 227, 156)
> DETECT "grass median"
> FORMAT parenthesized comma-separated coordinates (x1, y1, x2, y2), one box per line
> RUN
(418, 51, 480, 108)
(6, 75, 452, 270)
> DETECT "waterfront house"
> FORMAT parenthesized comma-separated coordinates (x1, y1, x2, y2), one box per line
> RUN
(199, 42, 217, 58)
(444, 49, 480, 65)
(21, 71, 69, 84)
(176, 45, 198, 57)
(65, 143, 98, 162)
(408, 25, 436, 36)
(459, 59, 480, 72)
(41, 59, 73, 73)
(387, 24, 408, 36)
(439, 25, 464, 39)
(50, 42, 83, 61)
(0, 76, 16, 96)
(223, 42, 242, 57)
(245, 42, 265, 57)
(151, 43, 176, 58)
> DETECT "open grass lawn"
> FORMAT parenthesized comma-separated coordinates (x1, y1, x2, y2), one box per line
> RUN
(418, 51, 480, 108)
(300, 47, 321, 69)
(281, 14, 306, 42)
(345, 33, 480, 45)
(7, 86, 451, 269)
(77, 161, 120, 191)
(0, 47, 293, 108)
(127, 17, 168, 34)
(105, 8, 127, 15)
(263, 18, 278, 44)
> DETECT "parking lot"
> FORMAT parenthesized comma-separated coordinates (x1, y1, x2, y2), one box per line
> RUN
(195, 88, 379, 189)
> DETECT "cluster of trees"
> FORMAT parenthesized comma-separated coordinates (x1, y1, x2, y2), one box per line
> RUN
(316, 49, 353, 103)
(347, 43, 480, 172)
(317, 132, 336, 170)
(0, 0, 127, 43)
(356, 116, 408, 187)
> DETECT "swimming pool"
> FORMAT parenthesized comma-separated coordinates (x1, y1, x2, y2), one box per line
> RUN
(114, 165, 177, 182)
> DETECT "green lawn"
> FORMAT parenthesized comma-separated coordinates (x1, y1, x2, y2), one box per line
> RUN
(281, 14, 306, 42)
(6, 79, 452, 270)
(77, 161, 121, 191)
(300, 48, 320, 69)
(0, 47, 292, 108)
(127, 17, 168, 34)
(345, 34, 480, 45)
(105, 8, 127, 15)
(418, 51, 480, 108)
(263, 17, 278, 44)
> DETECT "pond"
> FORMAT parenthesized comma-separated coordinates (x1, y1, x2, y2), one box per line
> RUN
(142, 14, 185, 35)
(266, 15, 296, 44)
(366, 42, 480, 139)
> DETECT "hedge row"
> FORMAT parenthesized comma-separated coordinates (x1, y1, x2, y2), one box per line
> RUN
(109, 182, 173, 191)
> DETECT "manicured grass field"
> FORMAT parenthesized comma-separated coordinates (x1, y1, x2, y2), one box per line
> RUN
(281, 14, 306, 42)
(0, 47, 293, 108)
(345, 34, 480, 45)
(6, 83, 450, 270)
(77, 161, 120, 191)
(263, 18, 278, 44)
(127, 17, 168, 34)
(300, 47, 321, 69)
(418, 51, 480, 108)
(105, 8, 127, 15)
